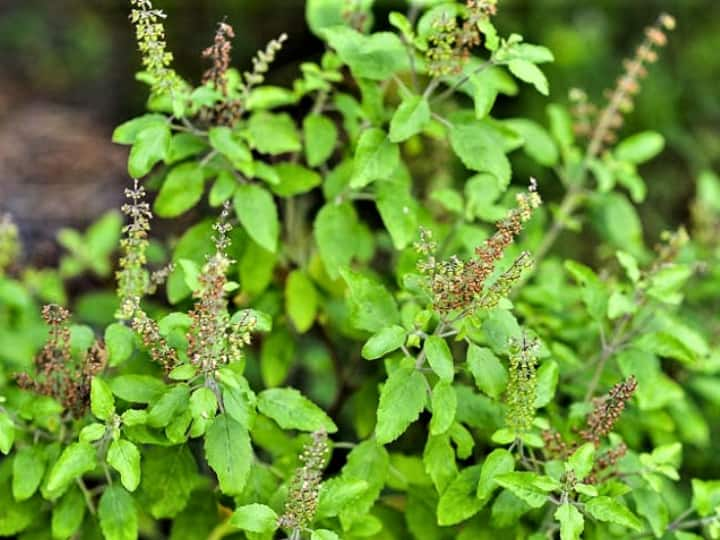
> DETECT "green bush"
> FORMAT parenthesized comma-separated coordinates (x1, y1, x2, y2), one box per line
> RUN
(1, 1, 720, 539)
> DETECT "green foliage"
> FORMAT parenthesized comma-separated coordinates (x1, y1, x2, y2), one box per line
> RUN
(2, 3, 719, 540)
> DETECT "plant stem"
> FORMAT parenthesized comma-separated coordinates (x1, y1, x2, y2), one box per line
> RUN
(207, 519, 233, 540)
(532, 187, 583, 266)
(431, 61, 492, 104)
(76, 478, 97, 515)
(583, 311, 633, 401)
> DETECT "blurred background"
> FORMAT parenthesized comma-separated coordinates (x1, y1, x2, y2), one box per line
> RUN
(0, 0, 717, 262)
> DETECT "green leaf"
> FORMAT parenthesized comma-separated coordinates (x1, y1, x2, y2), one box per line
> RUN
(633, 488, 669, 538)
(168, 133, 208, 163)
(247, 85, 299, 110)
(508, 60, 549, 95)
(46, 442, 97, 497)
(205, 414, 253, 495)
(0, 486, 38, 536)
(260, 327, 295, 388)
(477, 448, 515, 502)
(608, 291, 635, 319)
(589, 192, 644, 257)
(465, 173, 506, 222)
(431, 188, 464, 214)
(565, 260, 608, 321)
(257, 388, 337, 433)
(154, 162, 205, 217)
(169, 363, 198, 382)
(567, 443, 595, 481)
(0, 411, 14, 455)
(692, 479, 720, 517)
(107, 439, 141, 492)
(52, 486, 85, 539)
(105, 323, 135, 366)
(340, 268, 399, 332)
(316, 477, 369, 518)
(615, 131, 665, 164)
(501, 42, 554, 64)
(112, 114, 166, 144)
(208, 126, 252, 165)
(430, 381, 456, 435)
(240, 238, 277, 298)
(547, 103, 574, 150)
(322, 27, 408, 80)
(286, 270, 318, 333)
(234, 184, 279, 253)
(335, 440, 388, 522)
(247, 112, 301, 155)
(314, 202, 370, 279)
(504, 118, 558, 166)
(375, 178, 418, 249)
(424, 336, 455, 383)
(128, 123, 171, 178)
(470, 70, 499, 119)
(389, 95, 431, 142)
(304, 114, 338, 166)
(272, 163, 322, 197)
(140, 446, 198, 518)
(361, 325, 406, 360)
(12, 446, 45, 501)
(209, 171, 237, 206)
(306, 0, 372, 36)
(189, 387, 218, 434)
(376, 366, 426, 444)
(618, 349, 682, 411)
(450, 120, 511, 189)
(229, 503, 278, 533)
(555, 503, 584, 540)
(351, 128, 400, 188)
(482, 309, 521, 354)
(697, 169, 720, 211)
(494, 472, 553, 508)
(585, 496, 644, 531)
(424, 434, 458, 493)
(534, 360, 559, 408)
(80, 423, 108, 442)
(615, 251, 640, 283)
(98, 485, 138, 540)
(91, 377, 115, 421)
(147, 384, 190, 428)
(437, 465, 484, 526)
(647, 265, 693, 305)
(311, 530, 340, 540)
(467, 345, 507, 399)
(110, 375, 167, 403)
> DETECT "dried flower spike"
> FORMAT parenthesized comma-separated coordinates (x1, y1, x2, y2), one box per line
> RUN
(587, 13, 675, 156)
(420, 181, 541, 314)
(131, 309, 179, 373)
(16, 305, 106, 417)
(187, 204, 256, 374)
(202, 22, 235, 96)
(198, 21, 246, 127)
(278, 430, 329, 533)
(580, 376, 637, 446)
